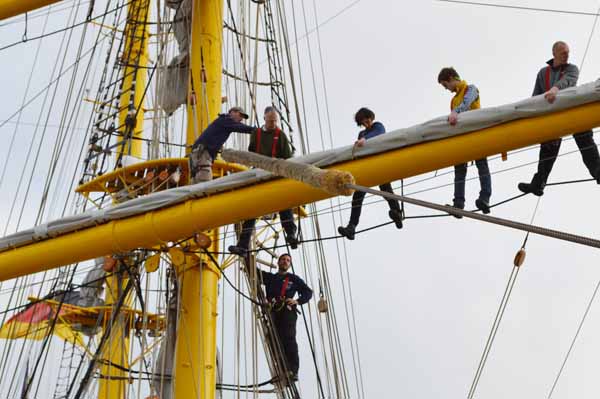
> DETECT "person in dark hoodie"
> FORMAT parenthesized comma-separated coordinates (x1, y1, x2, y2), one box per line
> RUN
(258, 253, 312, 381)
(189, 106, 256, 183)
(518, 41, 600, 196)
(337, 107, 403, 240)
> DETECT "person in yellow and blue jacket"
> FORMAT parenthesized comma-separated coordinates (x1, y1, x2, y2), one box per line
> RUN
(438, 67, 492, 216)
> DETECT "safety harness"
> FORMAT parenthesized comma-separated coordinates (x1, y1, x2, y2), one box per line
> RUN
(255, 127, 281, 157)
(271, 275, 290, 312)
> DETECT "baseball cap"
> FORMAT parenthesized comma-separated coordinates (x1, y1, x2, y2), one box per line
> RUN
(228, 106, 249, 119)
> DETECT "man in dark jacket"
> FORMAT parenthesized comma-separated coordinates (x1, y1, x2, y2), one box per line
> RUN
(518, 41, 600, 196)
(229, 106, 298, 255)
(337, 107, 403, 240)
(258, 253, 312, 380)
(189, 106, 255, 183)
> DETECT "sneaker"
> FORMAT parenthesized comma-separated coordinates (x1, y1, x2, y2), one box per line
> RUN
(228, 245, 248, 257)
(388, 209, 403, 229)
(337, 224, 356, 240)
(475, 198, 491, 214)
(517, 182, 544, 196)
(286, 235, 299, 250)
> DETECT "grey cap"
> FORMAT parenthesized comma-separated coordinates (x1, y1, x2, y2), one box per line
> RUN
(228, 106, 249, 119)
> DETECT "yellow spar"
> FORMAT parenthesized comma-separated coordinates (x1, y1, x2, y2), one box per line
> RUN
(0, 0, 62, 21)
(0, 101, 599, 280)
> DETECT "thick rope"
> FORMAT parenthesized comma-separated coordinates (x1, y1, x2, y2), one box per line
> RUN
(221, 149, 355, 196)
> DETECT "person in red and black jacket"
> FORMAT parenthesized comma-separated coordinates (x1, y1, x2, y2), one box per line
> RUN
(518, 41, 600, 196)
(229, 106, 298, 256)
(258, 253, 312, 380)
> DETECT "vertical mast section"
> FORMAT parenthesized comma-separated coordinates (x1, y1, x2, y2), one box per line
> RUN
(117, 0, 150, 159)
(98, 0, 149, 397)
(174, 0, 223, 398)
(185, 0, 223, 150)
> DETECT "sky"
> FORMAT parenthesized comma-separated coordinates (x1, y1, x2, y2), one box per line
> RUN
(1, 0, 600, 398)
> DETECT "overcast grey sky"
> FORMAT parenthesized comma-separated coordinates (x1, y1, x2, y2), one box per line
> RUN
(1, 1, 600, 398)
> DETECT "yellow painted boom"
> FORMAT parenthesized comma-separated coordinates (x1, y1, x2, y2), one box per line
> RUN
(0, 102, 599, 280)
(0, 0, 61, 21)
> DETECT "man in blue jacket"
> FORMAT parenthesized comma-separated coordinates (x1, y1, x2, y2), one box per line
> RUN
(189, 106, 256, 183)
(337, 107, 403, 240)
(258, 253, 312, 381)
(518, 41, 600, 196)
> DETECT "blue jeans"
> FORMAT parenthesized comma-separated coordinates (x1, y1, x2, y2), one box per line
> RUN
(453, 158, 491, 208)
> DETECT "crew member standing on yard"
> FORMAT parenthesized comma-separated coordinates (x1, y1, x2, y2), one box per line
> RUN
(228, 106, 298, 256)
(337, 107, 403, 240)
(438, 67, 492, 216)
(518, 41, 600, 196)
(258, 253, 312, 381)
(189, 106, 255, 183)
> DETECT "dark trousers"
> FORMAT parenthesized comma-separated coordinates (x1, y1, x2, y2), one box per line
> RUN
(531, 130, 600, 188)
(271, 307, 299, 374)
(237, 209, 296, 250)
(453, 158, 492, 208)
(349, 182, 401, 226)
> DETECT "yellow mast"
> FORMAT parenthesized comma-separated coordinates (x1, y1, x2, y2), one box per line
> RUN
(1, 101, 600, 279)
(98, 1, 149, 397)
(173, 0, 223, 398)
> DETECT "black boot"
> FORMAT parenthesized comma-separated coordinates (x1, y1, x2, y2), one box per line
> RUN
(475, 198, 491, 214)
(446, 201, 464, 219)
(388, 209, 403, 229)
(517, 182, 544, 196)
(228, 245, 248, 257)
(286, 234, 299, 249)
(337, 224, 356, 240)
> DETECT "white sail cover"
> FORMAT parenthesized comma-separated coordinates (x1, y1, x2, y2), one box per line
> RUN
(1, 80, 599, 251)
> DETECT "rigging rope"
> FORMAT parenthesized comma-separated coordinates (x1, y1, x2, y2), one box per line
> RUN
(467, 264, 521, 398)
(347, 184, 600, 249)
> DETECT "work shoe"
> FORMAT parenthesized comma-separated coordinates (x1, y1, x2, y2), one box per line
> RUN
(228, 245, 248, 257)
(517, 182, 544, 196)
(475, 198, 491, 214)
(337, 224, 356, 240)
(286, 235, 299, 250)
(446, 203, 463, 219)
(388, 209, 403, 229)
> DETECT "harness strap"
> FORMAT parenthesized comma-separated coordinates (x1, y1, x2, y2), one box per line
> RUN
(280, 275, 290, 298)
(255, 128, 281, 158)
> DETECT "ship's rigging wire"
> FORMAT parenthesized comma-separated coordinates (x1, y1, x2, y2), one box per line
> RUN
(0, 0, 105, 390)
(467, 264, 521, 398)
(0, 1, 133, 52)
(0, 1, 91, 28)
(437, 0, 600, 17)
(546, 273, 600, 398)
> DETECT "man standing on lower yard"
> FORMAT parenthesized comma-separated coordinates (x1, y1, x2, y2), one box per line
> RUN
(438, 67, 492, 216)
(228, 106, 298, 256)
(518, 41, 600, 196)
